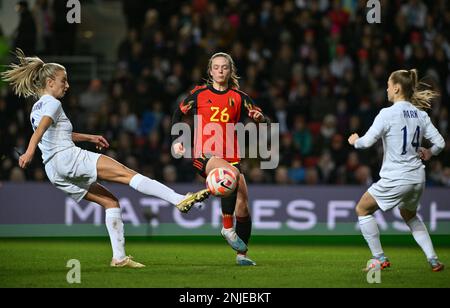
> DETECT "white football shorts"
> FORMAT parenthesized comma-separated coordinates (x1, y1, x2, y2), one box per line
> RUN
(44, 146, 101, 202)
(368, 179, 425, 212)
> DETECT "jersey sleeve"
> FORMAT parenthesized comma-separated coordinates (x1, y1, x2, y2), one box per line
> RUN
(423, 114, 445, 155)
(239, 92, 270, 124)
(171, 91, 197, 142)
(354, 109, 387, 149)
(41, 97, 62, 123)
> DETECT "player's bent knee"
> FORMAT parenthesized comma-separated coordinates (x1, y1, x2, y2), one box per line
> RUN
(236, 203, 250, 217)
(102, 196, 120, 209)
(355, 205, 363, 216)
(400, 209, 416, 222)
(106, 201, 120, 209)
(355, 204, 368, 217)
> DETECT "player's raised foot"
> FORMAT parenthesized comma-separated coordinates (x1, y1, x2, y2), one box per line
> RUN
(428, 258, 444, 272)
(110, 256, 145, 268)
(363, 256, 390, 272)
(221, 227, 248, 253)
(176, 189, 210, 213)
(236, 254, 256, 266)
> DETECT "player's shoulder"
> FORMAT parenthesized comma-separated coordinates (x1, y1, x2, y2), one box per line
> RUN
(374, 106, 396, 125)
(416, 108, 429, 118)
(188, 85, 208, 95)
(229, 88, 250, 98)
(33, 94, 60, 112)
(417, 108, 431, 124)
(40, 94, 61, 106)
(377, 106, 392, 117)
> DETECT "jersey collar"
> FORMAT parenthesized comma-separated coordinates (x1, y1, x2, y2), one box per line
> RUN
(208, 85, 230, 95)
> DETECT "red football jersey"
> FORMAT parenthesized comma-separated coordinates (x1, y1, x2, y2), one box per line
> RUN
(176, 85, 262, 163)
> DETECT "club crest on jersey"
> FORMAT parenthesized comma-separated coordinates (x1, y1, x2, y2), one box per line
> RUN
(228, 97, 235, 107)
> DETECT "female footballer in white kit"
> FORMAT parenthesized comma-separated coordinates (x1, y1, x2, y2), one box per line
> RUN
(2, 49, 209, 268)
(348, 69, 445, 272)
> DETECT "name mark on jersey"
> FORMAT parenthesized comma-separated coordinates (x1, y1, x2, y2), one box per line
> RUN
(403, 110, 418, 118)
(32, 101, 43, 112)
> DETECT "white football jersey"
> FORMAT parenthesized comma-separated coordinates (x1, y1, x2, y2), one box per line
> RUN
(355, 101, 445, 185)
(30, 94, 75, 164)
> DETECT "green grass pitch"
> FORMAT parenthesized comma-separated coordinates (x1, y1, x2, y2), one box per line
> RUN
(0, 236, 449, 288)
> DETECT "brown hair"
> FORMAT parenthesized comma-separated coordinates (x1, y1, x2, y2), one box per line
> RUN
(389, 69, 439, 110)
(206, 52, 240, 89)
(1, 49, 66, 98)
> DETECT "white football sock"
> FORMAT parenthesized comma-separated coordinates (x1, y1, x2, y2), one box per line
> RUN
(358, 215, 384, 258)
(129, 174, 184, 205)
(407, 216, 437, 260)
(105, 208, 126, 261)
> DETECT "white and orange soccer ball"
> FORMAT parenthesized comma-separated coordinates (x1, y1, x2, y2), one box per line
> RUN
(206, 167, 238, 197)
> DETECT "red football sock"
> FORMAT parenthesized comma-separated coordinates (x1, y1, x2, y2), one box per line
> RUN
(222, 214, 234, 229)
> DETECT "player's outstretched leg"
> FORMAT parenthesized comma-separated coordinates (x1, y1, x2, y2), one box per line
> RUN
(96, 155, 210, 213)
(176, 189, 211, 213)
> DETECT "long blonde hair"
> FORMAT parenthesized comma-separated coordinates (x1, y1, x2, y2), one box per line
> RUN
(206, 52, 240, 89)
(389, 69, 439, 110)
(1, 49, 66, 98)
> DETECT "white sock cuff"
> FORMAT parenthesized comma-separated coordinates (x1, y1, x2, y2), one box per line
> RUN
(129, 173, 145, 190)
(358, 215, 374, 224)
(407, 216, 427, 232)
(105, 207, 122, 219)
(406, 216, 420, 226)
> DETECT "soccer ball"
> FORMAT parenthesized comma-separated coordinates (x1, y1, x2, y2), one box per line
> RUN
(206, 167, 238, 197)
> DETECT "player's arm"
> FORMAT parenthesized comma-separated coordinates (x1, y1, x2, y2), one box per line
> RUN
(19, 116, 53, 168)
(418, 115, 445, 161)
(72, 133, 109, 151)
(349, 110, 386, 149)
(171, 95, 195, 155)
(240, 93, 270, 124)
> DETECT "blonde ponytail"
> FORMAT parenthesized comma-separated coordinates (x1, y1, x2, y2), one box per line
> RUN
(1, 49, 66, 98)
(409, 69, 439, 110)
(390, 69, 439, 110)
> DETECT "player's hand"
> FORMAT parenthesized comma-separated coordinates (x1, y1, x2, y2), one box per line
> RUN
(18, 151, 34, 169)
(348, 133, 359, 145)
(173, 142, 186, 156)
(249, 109, 264, 123)
(418, 147, 432, 161)
(91, 135, 109, 151)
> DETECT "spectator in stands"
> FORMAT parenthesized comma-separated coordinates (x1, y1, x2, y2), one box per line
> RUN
(79, 79, 108, 113)
(14, 1, 37, 55)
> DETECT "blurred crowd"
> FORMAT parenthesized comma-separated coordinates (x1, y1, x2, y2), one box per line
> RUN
(0, 0, 449, 187)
